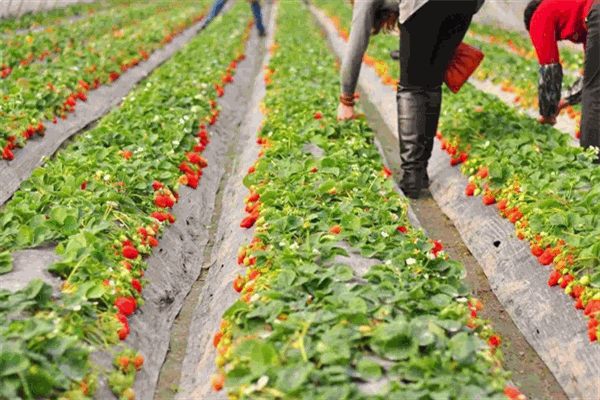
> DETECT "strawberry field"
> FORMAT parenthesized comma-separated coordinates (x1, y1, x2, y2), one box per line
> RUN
(1, 1, 599, 399)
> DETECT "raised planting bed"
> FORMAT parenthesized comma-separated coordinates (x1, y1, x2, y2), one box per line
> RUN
(0, 0, 210, 162)
(0, 3, 254, 398)
(200, 2, 527, 399)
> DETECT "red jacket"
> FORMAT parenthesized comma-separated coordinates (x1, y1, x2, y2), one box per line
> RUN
(529, 0, 595, 65)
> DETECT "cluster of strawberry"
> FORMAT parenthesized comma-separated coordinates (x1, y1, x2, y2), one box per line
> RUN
(240, 190, 261, 229)
(439, 131, 469, 166)
(0, 64, 12, 79)
(464, 162, 600, 342)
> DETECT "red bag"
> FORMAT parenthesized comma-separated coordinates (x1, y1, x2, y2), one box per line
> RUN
(444, 42, 485, 94)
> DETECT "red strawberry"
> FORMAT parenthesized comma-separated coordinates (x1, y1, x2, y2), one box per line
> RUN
(132, 355, 144, 371)
(572, 285, 585, 299)
(589, 327, 598, 342)
(575, 298, 584, 309)
(114, 297, 136, 316)
(187, 152, 201, 164)
(509, 209, 523, 224)
(585, 300, 600, 316)
(167, 213, 175, 224)
(458, 152, 468, 163)
(132, 279, 142, 293)
(314, 111, 323, 120)
(148, 236, 158, 247)
(247, 193, 260, 203)
(538, 250, 554, 266)
(504, 386, 523, 399)
(151, 212, 167, 222)
(154, 195, 168, 208)
(152, 181, 164, 191)
(118, 327, 129, 340)
(397, 226, 407, 233)
(211, 374, 225, 391)
(122, 246, 139, 260)
(487, 334, 501, 348)
(560, 274, 574, 289)
(382, 166, 392, 178)
(495, 199, 507, 211)
(476, 166, 488, 178)
(240, 211, 259, 229)
(187, 173, 199, 189)
(248, 165, 256, 174)
(233, 276, 245, 293)
(137, 227, 148, 237)
(237, 247, 246, 265)
(588, 317, 599, 330)
(329, 225, 341, 234)
(122, 261, 132, 270)
(213, 332, 223, 347)
(432, 240, 443, 256)
(548, 270, 562, 286)
(2, 146, 14, 161)
(482, 193, 495, 205)
(248, 269, 260, 281)
(450, 157, 459, 166)
(310, 167, 317, 173)
(81, 182, 87, 190)
(465, 182, 476, 197)
(530, 244, 543, 257)
(122, 150, 132, 159)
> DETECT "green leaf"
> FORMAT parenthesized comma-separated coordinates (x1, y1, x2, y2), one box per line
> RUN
(0, 345, 30, 377)
(0, 251, 13, 275)
(356, 359, 383, 380)
(249, 342, 279, 375)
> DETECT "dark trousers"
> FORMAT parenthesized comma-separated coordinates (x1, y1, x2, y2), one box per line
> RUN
(398, 0, 478, 90)
(582, 4, 600, 157)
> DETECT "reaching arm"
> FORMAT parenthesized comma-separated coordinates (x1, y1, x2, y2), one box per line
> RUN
(340, 0, 379, 97)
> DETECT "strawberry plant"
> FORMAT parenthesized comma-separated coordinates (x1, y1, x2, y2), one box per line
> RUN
(1, 0, 211, 161)
(0, 0, 136, 33)
(0, 2, 253, 398)
(210, 2, 524, 399)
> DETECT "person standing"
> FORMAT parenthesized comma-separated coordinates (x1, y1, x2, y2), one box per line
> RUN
(338, 0, 484, 199)
(202, 0, 266, 36)
(524, 0, 600, 163)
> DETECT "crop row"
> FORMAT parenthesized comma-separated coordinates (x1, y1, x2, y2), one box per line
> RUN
(311, 2, 600, 344)
(0, 0, 135, 33)
(208, 2, 525, 400)
(1, 0, 210, 161)
(0, 3, 252, 399)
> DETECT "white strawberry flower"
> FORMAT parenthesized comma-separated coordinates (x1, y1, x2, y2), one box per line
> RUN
(381, 232, 389, 238)
(406, 258, 416, 265)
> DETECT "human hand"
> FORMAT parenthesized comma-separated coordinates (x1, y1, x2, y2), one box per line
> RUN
(337, 103, 355, 121)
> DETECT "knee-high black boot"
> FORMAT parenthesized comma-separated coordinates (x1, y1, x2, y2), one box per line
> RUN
(397, 87, 442, 199)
